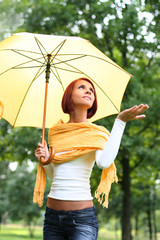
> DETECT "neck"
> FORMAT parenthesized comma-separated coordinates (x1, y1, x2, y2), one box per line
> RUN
(68, 109, 88, 123)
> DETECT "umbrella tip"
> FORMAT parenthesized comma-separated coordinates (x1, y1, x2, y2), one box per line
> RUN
(0, 101, 4, 119)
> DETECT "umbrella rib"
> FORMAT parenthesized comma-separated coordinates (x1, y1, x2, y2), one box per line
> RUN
(34, 38, 66, 62)
(50, 67, 65, 91)
(35, 37, 48, 62)
(51, 66, 82, 74)
(11, 49, 45, 65)
(53, 53, 132, 77)
(61, 54, 132, 76)
(13, 66, 45, 69)
(49, 54, 87, 90)
(87, 54, 132, 76)
(50, 40, 66, 57)
(47, 41, 68, 91)
(49, 55, 87, 77)
(53, 56, 86, 75)
(85, 76, 120, 112)
(33, 67, 46, 81)
(0, 65, 44, 76)
(0, 59, 45, 76)
(52, 54, 87, 66)
(0, 48, 42, 55)
(13, 66, 46, 127)
(0, 51, 47, 76)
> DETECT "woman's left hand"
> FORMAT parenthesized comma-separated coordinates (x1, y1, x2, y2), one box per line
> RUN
(117, 104, 149, 122)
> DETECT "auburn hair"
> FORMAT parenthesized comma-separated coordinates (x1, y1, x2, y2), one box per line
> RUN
(61, 78, 97, 119)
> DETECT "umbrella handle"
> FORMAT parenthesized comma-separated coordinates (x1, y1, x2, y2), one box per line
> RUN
(40, 146, 55, 165)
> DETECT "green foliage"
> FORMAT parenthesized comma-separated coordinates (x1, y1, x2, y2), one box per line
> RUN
(3, 161, 50, 237)
(0, 119, 47, 164)
(6, 162, 40, 222)
(0, 162, 10, 225)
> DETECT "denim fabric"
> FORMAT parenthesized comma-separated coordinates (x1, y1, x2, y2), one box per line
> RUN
(43, 206, 99, 240)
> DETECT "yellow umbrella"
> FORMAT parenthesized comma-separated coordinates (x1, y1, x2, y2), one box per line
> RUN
(0, 32, 132, 163)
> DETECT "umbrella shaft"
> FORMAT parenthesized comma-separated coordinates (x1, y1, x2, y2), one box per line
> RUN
(41, 81, 49, 145)
(41, 54, 51, 145)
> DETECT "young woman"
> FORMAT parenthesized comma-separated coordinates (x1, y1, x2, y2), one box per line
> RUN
(34, 77, 149, 240)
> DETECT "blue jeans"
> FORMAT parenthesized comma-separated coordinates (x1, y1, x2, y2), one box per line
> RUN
(43, 206, 99, 240)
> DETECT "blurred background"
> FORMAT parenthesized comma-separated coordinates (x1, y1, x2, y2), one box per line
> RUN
(0, 0, 159, 239)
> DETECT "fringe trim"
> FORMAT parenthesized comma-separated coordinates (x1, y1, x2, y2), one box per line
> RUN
(95, 164, 118, 208)
(33, 163, 46, 207)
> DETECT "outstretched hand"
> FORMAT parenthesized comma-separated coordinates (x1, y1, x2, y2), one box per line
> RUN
(117, 104, 149, 122)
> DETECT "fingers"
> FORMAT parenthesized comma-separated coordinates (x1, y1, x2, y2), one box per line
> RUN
(133, 104, 149, 118)
(135, 114, 146, 120)
(34, 141, 49, 161)
(128, 104, 149, 114)
(117, 104, 149, 122)
(136, 104, 149, 112)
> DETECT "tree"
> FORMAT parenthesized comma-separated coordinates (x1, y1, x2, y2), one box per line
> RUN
(6, 161, 43, 237)
(0, 161, 10, 228)
(0, 0, 24, 41)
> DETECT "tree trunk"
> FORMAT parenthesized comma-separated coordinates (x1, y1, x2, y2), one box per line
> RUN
(153, 209, 157, 240)
(147, 209, 152, 240)
(114, 218, 119, 240)
(135, 211, 139, 238)
(121, 155, 132, 240)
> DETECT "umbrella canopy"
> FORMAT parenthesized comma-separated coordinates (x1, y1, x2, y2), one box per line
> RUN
(0, 32, 132, 129)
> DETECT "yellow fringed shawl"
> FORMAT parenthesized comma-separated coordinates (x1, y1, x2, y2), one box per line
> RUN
(33, 119, 118, 208)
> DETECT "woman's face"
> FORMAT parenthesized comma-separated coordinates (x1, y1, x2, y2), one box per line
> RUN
(71, 80, 95, 111)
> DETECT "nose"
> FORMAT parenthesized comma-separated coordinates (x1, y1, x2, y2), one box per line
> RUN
(86, 88, 91, 94)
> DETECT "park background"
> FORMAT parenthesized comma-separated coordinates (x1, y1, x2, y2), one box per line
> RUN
(0, 0, 159, 240)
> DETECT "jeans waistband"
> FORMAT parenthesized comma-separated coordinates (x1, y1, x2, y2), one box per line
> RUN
(46, 206, 96, 216)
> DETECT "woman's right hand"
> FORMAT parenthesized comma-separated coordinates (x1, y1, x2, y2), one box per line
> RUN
(117, 104, 149, 122)
(34, 140, 50, 163)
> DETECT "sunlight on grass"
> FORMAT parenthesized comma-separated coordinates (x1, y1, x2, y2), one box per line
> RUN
(0, 224, 118, 240)
(98, 227, 121, 240)
(0, 225, 43, 240)
(0, 224, 159, 240)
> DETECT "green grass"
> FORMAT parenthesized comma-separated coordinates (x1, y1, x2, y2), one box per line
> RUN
(0, 224, 119, 240)
(0, 225, 42, 240)
(0, 224, 159, 240)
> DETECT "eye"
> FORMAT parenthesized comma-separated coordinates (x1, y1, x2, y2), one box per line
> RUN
(78, 85, 85, 89)
(90, 87, 94, 93)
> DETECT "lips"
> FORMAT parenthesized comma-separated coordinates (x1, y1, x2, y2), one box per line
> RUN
(83, 96, 91, 100)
